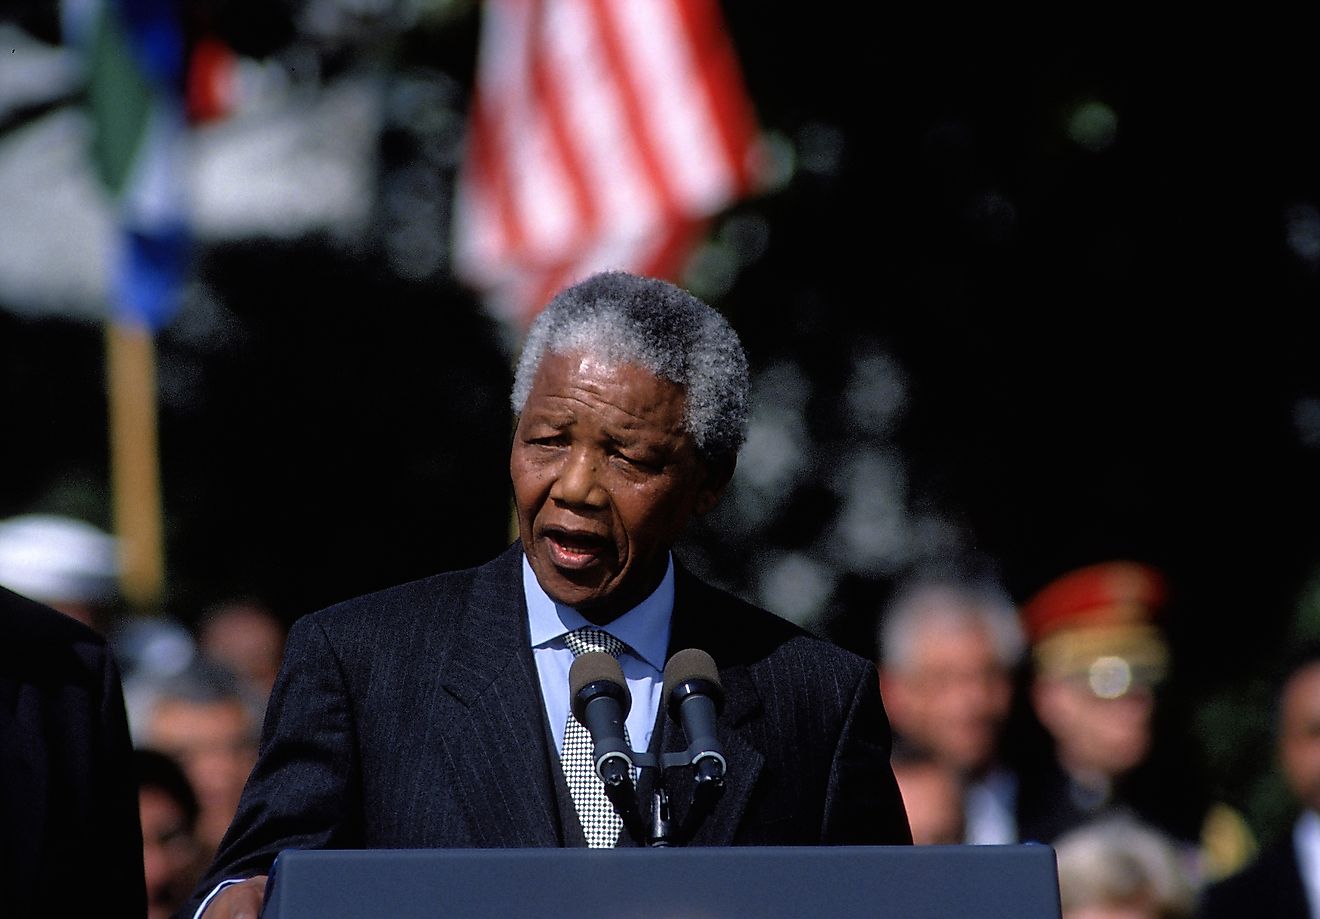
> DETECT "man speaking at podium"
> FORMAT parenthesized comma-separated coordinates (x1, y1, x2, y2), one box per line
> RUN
(185, 271, 912, 918)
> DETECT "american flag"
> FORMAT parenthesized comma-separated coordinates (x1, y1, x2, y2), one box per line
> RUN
(453, 0, 764, 326)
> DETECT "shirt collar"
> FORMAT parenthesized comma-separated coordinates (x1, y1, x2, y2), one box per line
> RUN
(1295, 810, 1320, 911)
(523, 553, 673, 672)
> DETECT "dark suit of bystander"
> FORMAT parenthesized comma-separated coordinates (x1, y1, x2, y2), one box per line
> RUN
(0, 585, 146, 916)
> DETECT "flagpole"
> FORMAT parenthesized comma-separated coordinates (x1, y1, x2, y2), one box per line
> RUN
(105, 319, 166, 608)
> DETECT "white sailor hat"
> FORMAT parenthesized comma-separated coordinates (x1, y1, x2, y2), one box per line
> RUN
(0, 513, 119, 604)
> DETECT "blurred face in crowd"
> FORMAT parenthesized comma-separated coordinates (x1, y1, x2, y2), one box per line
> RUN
(140, 785, 202, 919)
(511, 351, 730, 624)
(146, 699, 258, 853)
(1065, 899, 1163, 919)
(1033, 676, 1153, 782)
(1280, 661, 1320, 814)
(892, 759, 966, 845)
(881, 619, 1014, 776)
(200, 603, 286, 699)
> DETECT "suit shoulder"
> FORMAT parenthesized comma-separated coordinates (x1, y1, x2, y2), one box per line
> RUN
(2, 585, 105, 646)
(297, 544, 519, 638)
(675, 567, 872, 676)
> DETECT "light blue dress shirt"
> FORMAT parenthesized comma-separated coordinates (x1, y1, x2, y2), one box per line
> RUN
(523, 552, 672, 757)
(1294, 810, 1320, 919)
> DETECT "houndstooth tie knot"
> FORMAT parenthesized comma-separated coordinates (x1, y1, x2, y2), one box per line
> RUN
(564, 627, 628, 660)
(562, 627, 631, 847)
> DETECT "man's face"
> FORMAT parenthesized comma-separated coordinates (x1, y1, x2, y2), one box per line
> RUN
(511, 351, 729, 624)
(1033, 676, 1153, 780)
(892, 760, 966, 845)
(882, 621, 1013, 775)
(140, 786, 201, 919)
(147, 699, 257, 852)
(1280, 663, 1320, 814)
(200, 606, 286, 697)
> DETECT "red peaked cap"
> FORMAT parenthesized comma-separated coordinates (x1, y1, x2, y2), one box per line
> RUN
(1021, 561, 1168, 644)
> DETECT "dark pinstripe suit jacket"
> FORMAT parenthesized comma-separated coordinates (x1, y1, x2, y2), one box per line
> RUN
(182, 542, 911, 915)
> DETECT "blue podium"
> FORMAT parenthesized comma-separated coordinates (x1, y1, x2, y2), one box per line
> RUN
(262, 845, 1061, 918)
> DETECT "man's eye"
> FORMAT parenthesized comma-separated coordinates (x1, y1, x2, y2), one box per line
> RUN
(616, 452, 661, 472)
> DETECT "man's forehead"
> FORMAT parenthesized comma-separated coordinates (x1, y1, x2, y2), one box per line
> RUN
(534, 347, 670, 385)
(911, 613, 997, 652)
(527, 351, 687, 424)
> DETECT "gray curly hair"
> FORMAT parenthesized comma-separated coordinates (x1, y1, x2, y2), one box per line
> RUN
(510, 271, 750, 459)
(879, 574, 1026, 672)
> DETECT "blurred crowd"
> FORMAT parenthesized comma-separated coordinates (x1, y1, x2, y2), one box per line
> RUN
(876, 556, 1320, 919)
(4, 509, 1318, 918)
(0, 513, 282, 918)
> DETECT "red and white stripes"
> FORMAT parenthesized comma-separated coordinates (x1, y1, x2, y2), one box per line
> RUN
(453, 0, 762, 326)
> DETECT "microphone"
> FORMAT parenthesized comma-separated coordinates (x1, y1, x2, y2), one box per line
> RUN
(663, 648, 726, 782)
(569, 651, 634, 788)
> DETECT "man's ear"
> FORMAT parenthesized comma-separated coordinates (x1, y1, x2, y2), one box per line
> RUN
(693, 455, 736, 516)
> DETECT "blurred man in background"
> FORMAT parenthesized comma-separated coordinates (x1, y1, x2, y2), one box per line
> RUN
(137, 748, 204, 919)
(878, 570, 1026, 843)
(1056, 817, 1196, 919)
(197, 597, 287, 715)
(1017, 560, 1205, 847)
(135, 656, 260, 859)
(890, 747, 967, 845)
(0, 584, 145, 915)
(1196, 644, 1320, 918)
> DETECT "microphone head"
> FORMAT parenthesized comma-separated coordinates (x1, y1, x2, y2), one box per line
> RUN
(569, 651, 631, 720)
(663, 648, 724, 714)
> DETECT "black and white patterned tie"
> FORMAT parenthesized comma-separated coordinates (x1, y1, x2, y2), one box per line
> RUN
(562, 627, 632, 848)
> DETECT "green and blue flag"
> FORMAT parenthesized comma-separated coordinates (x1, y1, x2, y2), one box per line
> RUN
(69, 0, 190, 330)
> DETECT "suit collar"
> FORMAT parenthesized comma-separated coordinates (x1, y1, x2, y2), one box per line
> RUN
(434, 542, 562, 846)
(668, 563, 762, 727)
(436, 542, 529, 708)
(649, 563, 766, 844)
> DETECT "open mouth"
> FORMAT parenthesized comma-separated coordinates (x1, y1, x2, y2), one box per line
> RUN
(542, 527, 612, 570)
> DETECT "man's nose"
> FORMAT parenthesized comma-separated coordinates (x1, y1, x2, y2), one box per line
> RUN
(552, 446, 606, 507)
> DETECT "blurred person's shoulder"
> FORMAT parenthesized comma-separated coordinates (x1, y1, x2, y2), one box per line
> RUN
(1197, 833, 1306, 919)
(0, 584, 111, 675)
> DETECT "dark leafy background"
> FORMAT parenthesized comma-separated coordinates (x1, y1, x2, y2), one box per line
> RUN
(2, 6, 1318, 840)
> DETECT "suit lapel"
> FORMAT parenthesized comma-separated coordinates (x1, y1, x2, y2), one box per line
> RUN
(432, 543, 562, 847)
(657, 566, 765, 845)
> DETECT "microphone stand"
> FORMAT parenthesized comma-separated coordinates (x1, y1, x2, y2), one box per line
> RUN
(683, 758, 724, 837)
(621, 749, 725, 847)
(648, 785, 673, 848)
(599, 763, 648, 844)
